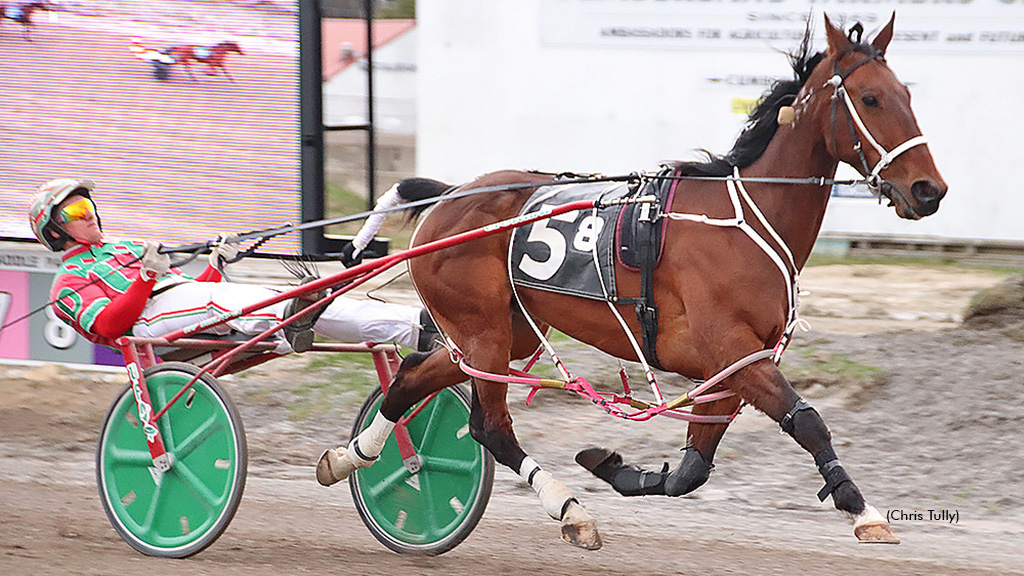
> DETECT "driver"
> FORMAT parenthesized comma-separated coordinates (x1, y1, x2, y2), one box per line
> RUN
(29, 178, 438, 353)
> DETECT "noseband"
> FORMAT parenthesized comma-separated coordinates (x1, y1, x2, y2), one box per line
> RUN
(827, 46, 928, 195)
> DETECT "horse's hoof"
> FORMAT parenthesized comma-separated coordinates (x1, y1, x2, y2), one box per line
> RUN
(316, 447, 358, 486)
(855, 522, 900, 544)
(853, 505, 900, 544)
(560, 502, 603, 550)
(575, 447, 618, 473)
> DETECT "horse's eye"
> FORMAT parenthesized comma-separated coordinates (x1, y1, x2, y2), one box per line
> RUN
(862, 95, 879, 108)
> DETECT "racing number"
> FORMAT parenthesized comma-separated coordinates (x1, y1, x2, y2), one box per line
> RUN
(572, 215, 604, 252)
(517, 207, 604, 281)
(44, 303, 77, 349)
(0, 292, 11, 329)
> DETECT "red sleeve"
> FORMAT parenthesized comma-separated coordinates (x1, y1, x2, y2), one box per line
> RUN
(193, 265, 223, 282)
(89, 277, 157, 339)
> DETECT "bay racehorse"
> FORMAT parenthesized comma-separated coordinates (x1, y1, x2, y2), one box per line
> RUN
(0, 1, 47, 41)
(167, 40, 244, 81)
(317, 14, 946, 549)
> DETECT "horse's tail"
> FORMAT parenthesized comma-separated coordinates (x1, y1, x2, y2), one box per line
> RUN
(396, 177, 454, 220)
(344, 178, 452, 262)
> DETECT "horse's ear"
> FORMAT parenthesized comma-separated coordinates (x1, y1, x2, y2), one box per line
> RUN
(872, 12, 896, 55)
(824, 14, 852, 56)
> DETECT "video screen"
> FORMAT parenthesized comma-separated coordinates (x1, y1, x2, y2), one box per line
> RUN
(0, 0, 301, 253)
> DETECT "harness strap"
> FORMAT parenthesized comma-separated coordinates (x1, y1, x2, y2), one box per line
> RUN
(813, 445, 853, 502)
(870, 135, 928, 184)
(634, 177, 667, 371)
(779, 397, 814, 434)
(826, 49, 930, 194)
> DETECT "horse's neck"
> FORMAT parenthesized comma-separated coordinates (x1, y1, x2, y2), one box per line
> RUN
(736, 120, 838, 271)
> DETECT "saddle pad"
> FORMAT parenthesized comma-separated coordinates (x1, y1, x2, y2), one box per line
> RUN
(510, 181, 633, 301)
(617, 172, 676, 271)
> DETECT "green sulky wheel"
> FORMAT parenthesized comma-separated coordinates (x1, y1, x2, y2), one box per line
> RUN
(350, 385, 494, 555)
(96, 362, 247, 558)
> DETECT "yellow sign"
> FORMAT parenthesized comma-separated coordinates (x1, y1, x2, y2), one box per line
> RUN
(731, 98, 758, 115)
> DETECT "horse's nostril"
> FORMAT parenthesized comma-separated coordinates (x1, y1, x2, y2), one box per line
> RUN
(911, 180, 943, 204)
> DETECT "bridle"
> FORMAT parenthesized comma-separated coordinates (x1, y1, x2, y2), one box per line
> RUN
(826, 39, 928, 197)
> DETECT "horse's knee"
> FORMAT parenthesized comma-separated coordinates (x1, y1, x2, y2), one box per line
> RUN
(664, 447, 714, 497)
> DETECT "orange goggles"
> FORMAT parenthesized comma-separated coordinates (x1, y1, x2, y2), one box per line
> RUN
(55, 198, 96, 223)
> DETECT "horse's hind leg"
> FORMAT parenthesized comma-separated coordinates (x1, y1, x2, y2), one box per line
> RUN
(464, 327, 601, 550)
(315, 347, 463, 486)
(732, 359, 899, 543)
(450, 305, 598, 545)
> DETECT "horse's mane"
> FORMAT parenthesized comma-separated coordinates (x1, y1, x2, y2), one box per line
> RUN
(670, 25, 841, 177)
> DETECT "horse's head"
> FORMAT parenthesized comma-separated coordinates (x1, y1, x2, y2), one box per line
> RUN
(221, 40, 243, 55)
(808, 14, 947, 220)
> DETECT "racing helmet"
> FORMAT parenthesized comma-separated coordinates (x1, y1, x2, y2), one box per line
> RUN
(29, 178, 99, 251)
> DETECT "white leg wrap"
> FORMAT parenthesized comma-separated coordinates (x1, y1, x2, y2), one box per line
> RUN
(853, 504, 886, 528)
(520, 457, 575, 520)
(852, 503, 900, 543)
(315, 412, 396, 486)
(354, 411, 396, 460)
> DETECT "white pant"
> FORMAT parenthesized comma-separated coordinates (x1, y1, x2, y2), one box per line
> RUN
(133, 282, 421, 349)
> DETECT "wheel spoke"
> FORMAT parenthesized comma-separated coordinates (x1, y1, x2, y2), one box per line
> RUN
(172, 414, 224, 461)
(417, 467, 442, 533)
(153, 384, 175, 449)
(107, 447, 155, 466)
(365, 465, 410, 501)
(414, 396, 445, 453)
(421, 455, 478, 476)
(173, 461, 223, 512)
(138, 477, 166, 537)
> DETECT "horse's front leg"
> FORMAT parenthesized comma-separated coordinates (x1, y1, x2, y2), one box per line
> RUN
(468, 375, 601, 550)
(576, 396, 739, 497)
(733, 359, 899, 543)
(220, 65, 235, 82)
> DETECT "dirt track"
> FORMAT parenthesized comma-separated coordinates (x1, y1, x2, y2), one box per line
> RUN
(3, 262, 1024, 575)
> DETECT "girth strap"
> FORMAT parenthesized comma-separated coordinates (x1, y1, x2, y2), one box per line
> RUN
(632, 170, 673, 371)
(635, 197, 662, 371)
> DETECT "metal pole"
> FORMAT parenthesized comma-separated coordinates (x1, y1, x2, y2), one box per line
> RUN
(364, 0, 377, 210)
(299, 0, 325, 254)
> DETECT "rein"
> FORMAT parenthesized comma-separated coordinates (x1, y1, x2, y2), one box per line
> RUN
(161, 174, 644, 256)
(163, 169, 874, 259)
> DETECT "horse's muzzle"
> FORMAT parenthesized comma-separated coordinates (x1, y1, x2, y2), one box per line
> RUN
(910, 179, 946, 217)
